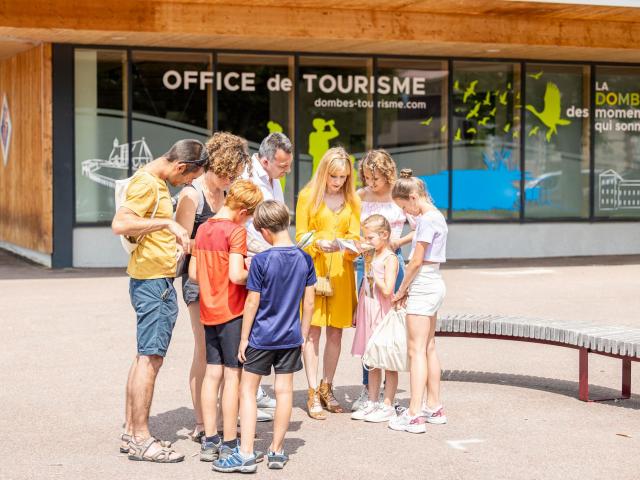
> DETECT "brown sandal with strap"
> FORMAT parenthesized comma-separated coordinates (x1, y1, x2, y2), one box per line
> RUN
(127, 437, 184, 463)
(307, 388, 327, 420)
(318, 380, 345, 413)
(120, 433, 172, 454)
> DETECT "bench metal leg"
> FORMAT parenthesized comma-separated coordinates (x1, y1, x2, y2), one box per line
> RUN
(622, 358, 631, 399)
(579, 348, 589, 401)
(579, 348, 633, 402)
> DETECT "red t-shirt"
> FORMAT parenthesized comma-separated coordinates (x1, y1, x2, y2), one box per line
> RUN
(193, 218, 248, 325)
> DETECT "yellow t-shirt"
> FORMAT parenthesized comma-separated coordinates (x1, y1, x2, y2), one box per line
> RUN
(122, 171, 176, 279)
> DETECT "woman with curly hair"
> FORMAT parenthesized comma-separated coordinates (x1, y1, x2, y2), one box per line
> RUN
(175, 131, 251, 442)
(350, 149, 414, 413)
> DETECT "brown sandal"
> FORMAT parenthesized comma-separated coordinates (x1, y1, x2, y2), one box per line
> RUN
(318, 380, 345, 413)
(127, 437, 184, 463)
(120, 433, 172, 454)
(307, 388, 327, 420)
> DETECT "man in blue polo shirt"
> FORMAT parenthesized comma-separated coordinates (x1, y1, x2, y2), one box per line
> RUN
(212, 200, 316, 473)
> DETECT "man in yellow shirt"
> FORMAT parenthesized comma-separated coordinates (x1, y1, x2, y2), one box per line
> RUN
(112, 139, 206, 463)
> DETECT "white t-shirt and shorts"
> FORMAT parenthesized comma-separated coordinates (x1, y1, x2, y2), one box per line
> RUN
(406, 210, 448, 316)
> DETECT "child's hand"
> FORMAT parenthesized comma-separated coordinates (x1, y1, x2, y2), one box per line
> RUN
(392, 290, 407, 309)
(237, 339, 249, 363)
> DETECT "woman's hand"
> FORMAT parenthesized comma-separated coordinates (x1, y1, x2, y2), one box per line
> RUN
(389, 238, 401, 252)
(316, 239, 340, 253)
(392, 289, 408, 309)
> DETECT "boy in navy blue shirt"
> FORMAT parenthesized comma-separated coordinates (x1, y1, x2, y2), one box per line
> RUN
(212, 200, 316, 473)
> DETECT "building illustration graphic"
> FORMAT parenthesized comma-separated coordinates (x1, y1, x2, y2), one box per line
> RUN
(599, 169, 640, 210)
(82, 138, 153, 189)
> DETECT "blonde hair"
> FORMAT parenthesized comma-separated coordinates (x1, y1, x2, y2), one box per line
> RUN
(305, 147, 357, 213)
(205, 132, 251, 180)
(224, 179, 263, 214)
(362, 214, 391, 237)
(359, 149, 397, 186)
(392, 168, 431, 202)
(254, 200, 290, 233)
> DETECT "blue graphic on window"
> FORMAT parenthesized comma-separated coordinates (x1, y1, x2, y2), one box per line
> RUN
(419, 147, 546, 212)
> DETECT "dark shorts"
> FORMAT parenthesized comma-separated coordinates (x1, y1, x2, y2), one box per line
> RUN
(129, 277, 178, 357)
(243, 346, 303, 376)
(204, 316, 243, 368)
(181, 274, 199, 305)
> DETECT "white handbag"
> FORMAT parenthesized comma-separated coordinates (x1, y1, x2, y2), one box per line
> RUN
(362, 308, 409, 372)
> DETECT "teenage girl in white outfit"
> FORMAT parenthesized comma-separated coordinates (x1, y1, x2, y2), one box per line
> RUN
(388, 169, 448, 434)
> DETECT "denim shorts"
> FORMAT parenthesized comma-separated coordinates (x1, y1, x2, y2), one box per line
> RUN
(129, 277, 178, 357)
(181, 274, 200, 305)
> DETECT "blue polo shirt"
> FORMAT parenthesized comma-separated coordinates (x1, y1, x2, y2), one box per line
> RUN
(246, 246, 316, 350)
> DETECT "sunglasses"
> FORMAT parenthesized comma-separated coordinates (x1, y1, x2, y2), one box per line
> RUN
(180, 146, 209, 167)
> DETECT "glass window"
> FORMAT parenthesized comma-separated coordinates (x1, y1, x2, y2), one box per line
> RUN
(524, 63, 590, 219)
(376, 59, 449, 215)
(452, 62, 521, 219)
(131, 51, 212, 177)
(594, 66, 640, 218)
(74, 49, 127, 223)
(297, 56, 373, 191)
(217, 54, 294, 209)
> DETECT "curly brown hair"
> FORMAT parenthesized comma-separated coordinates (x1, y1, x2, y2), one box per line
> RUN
(204, 131, 251, 180)
(358, 149, 397, 187)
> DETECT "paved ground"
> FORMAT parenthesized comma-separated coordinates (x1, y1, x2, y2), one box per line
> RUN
(1, 250, 639, 480)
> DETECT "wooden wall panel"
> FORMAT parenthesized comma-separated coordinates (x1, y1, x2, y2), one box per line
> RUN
(0, 44, 52, 254)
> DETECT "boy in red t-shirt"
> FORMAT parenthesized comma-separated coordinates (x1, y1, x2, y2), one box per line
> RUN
(189, 179, 263, 462)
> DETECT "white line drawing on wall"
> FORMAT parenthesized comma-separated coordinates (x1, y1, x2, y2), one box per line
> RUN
(599, 169, 640, 210)
(82, 138, 153, 189)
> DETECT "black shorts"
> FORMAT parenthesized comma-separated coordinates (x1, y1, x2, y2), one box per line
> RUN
(243, 346, 303, 376)
(204, 316, 242, 368)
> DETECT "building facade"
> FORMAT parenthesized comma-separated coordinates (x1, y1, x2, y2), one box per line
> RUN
(2, 1, 640, 267)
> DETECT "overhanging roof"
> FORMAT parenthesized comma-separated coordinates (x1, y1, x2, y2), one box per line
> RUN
(1, 0, 640, 61)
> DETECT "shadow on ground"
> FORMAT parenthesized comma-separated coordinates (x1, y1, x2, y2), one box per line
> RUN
(442, 369, 640, 409)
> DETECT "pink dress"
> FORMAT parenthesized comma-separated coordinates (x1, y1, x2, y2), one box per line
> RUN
(351, 250, 396, 357)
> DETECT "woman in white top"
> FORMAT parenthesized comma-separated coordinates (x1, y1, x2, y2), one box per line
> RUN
(389, 168, 448, 434)
(351, 150, 414, 412)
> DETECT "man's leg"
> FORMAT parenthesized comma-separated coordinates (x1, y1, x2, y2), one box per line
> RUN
(239, 371, 262, 457)
(130, 354, 163, 441)
(270, 373, 293, 454)
(124, 357, 136, 437)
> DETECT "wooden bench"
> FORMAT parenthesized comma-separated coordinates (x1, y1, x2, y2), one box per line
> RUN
(435, 314, 640, 402)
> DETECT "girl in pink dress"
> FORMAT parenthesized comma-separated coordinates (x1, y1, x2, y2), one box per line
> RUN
(351, 214, 399, 423)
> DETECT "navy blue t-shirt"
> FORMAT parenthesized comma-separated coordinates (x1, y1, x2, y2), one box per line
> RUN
(246, 246, 316, 350)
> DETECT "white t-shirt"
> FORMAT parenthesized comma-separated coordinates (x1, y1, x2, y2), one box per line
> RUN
(242, 153, 285, 254)
(409, 210, 448, 263)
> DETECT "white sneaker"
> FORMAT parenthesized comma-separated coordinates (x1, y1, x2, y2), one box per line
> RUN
(364, 404, 395, 423)
(238, 409, 273, 425)
(256, 386, 277, 409)
(421, 404, 447, 424)
(388, 409, 426, 434)
(351, 400, 378, 420)
(257, 408, 273, 422)
(351, 386, 369, 412)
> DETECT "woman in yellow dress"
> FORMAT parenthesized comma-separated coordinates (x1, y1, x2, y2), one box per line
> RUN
(296, 147, 361, 419)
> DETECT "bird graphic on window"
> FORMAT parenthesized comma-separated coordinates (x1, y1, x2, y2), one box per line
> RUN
(526, 82, 571, 142)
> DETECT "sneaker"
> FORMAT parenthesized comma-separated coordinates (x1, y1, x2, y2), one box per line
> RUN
(200, 436, 222, 462)
(267, 450, 289, 469)
(388, 408, 426, 434)
(257, 386, 277, 409)
(212, 447, 258, 473)
(364, 404, 395, 423)
(422, 404, 448, 425)
(217, 443, 236, 461)
(351, 386, 369, 412)
(351, 400, 378, 420)
(238, 409, 273, 425)
(257, 408, 273, 422)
